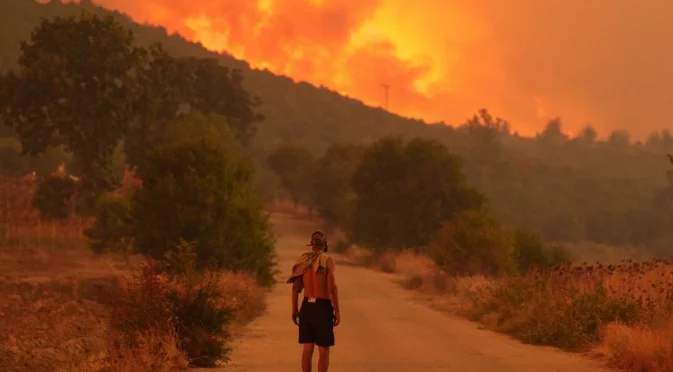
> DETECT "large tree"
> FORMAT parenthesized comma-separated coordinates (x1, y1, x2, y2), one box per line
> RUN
(310, 144, 364, 228)
(124, 47, 263, 167)
(266, 144, 315, 207)
(123, 43, 193, 168)
(0, 11, 145, 193)
(349, 137, 485, 251)
(182, 57, 263, 145)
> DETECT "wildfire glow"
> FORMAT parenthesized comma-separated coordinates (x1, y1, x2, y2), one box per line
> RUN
(78, 0, 673, 138)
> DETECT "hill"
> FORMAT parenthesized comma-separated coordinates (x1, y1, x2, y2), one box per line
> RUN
(1, 0, 672, 257)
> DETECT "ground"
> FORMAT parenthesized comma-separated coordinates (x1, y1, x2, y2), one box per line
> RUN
(216, 213, 613, 372)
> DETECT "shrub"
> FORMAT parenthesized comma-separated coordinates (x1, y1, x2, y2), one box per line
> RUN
(470, 279, 641, 351)
(84, 192, 134, 254)
(513, 287, 640, 350)
(548, 244, 573, 266)
(512, 229, 551, 273)
(332, 240, 351, 253)
(131, 139, 276, 286)
(428, 208, 516, 276)
(110, 260, 235, 367)
(32, 175, 77, 220)
(511, 230, 574, 274)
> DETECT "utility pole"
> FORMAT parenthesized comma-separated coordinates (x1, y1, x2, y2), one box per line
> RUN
(381, 83, 390, 111)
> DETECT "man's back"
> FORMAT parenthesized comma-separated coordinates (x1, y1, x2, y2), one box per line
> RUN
(300, 257, 332, 300)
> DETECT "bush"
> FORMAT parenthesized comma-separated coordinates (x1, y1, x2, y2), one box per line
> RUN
(32, 175, 77, 220)
(512, 229, 551, 273)
(470, 279, 641, 351)
(428, 208, 516, 276)
(110, 260, 235, 367)
(512, 230, 574, 274)
(84, 192, 134, 254)
(131, 139, 276, 286)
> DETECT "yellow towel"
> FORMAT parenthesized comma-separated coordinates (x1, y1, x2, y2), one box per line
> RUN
(286, 251, 330, 283)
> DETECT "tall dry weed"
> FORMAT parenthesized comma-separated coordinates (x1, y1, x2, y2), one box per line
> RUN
(72, 329, 188, 372)
(601, 319, 673, 372)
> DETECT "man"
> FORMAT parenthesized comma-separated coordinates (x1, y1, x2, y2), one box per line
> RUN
(286, 230, 341, 372)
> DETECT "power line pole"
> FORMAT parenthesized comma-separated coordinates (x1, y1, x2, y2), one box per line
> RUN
(381, 83, 390, 111)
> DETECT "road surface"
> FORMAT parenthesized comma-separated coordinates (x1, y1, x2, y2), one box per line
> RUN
(221, 213, 611, 372)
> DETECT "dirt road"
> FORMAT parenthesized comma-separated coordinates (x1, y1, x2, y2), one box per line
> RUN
(221, 214, 611, 371)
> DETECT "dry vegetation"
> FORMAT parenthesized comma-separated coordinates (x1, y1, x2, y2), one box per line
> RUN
(341, 243, 673, 372)
(0, 178, 266, 372)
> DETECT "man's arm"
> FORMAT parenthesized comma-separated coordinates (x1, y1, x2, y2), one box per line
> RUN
(291, 277, 303, 324)
(326, 258, 340, 318)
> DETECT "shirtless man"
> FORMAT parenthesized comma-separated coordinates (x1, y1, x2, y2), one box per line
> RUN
(289, 231, 340, 372)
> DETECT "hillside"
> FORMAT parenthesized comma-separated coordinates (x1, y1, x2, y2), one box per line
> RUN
(1, 0, 673, 257)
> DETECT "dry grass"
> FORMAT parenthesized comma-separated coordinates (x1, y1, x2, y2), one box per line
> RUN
(350, 246, 673, 372)
(598, 320, 673, 372)
(216, 271, 267, 326)
(0, 177, 266, 372)
(71, 330, 189, 372)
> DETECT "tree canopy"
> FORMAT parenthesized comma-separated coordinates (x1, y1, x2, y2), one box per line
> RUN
(349, 137, 485, 251)
(131, 139, 276, 285)
(0, 11, 144, 193)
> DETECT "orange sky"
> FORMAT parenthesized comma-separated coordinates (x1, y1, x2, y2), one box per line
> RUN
(87, 0, 673, 139)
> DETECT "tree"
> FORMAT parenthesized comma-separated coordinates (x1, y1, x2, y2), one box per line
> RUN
(123, 48, 263, 167)
(0, 11, 145, 194)
(123, 43, 194, 168)
(266, 144, 315, 207)
(462, 109, 506, 161)
(607, 129, 630, 147)
(33, 176, 77, 220)
(131, 139, 276, 285)
(536, 118, 568, 146)
(311, 144, 364, 228)
(349, 137, 485, 251)
(182, 57, 263, 145)
(84, 192, 134, 254)
(576, 124, 598, 144)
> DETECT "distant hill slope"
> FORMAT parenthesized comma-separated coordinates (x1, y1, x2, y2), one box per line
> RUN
(0, 0, 440, 158)
(2, 0, 673, 254)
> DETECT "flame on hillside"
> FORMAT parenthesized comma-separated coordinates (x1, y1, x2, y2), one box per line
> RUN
(59, 0, 673, 138)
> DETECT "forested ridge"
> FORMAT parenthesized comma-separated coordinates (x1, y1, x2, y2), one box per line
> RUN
(2, 0, 673, 259)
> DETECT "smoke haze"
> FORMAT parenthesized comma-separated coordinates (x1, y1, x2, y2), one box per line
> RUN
(87, 0, 673, 138)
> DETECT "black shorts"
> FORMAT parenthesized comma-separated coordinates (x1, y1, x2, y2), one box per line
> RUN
(298, 297, 335, 347)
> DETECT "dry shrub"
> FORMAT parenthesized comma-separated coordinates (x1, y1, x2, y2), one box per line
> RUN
(377, 251, 398, 273)
(109, 262, 236, 368)
(344, 244, 375, 266)
(600, 319, 673, 371)
(463, 258, 673, 355)
(74, 329, 188, 372)
(353, 248, 449, 294)
(217, 271, 266, 325)
(0, 176, 39, 225)
(0, 176, 267, 370)
(359, 247, 673, 370)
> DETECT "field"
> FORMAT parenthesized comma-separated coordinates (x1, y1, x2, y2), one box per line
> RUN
(341, 244, 673, 372)
(0, 178, 266, 372)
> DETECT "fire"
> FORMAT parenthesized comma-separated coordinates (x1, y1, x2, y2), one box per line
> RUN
(85, 0, 503, 128)
(82, 0, 666, 138)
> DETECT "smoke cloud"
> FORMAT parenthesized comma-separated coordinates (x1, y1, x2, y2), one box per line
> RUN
(90, 0, 673, 138)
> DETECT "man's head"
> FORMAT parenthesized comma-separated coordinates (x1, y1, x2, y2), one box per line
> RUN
(308, 230, 328, 252)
